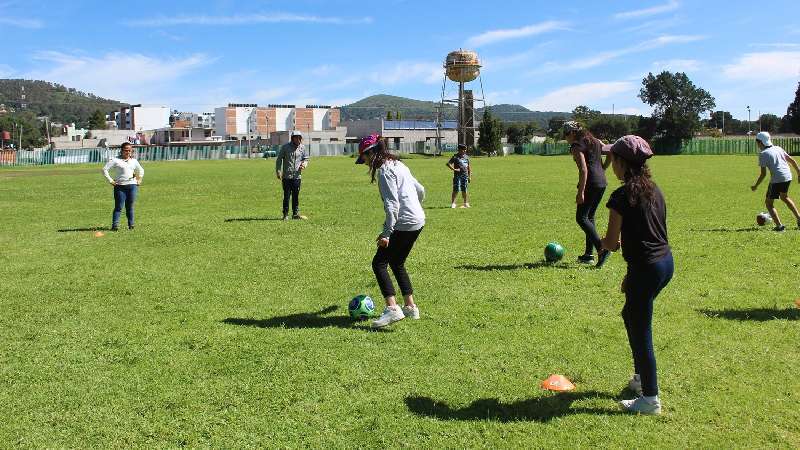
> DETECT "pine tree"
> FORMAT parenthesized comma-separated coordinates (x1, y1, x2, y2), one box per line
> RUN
(478, 109, 502, 155)
(386, 111, 393, 121)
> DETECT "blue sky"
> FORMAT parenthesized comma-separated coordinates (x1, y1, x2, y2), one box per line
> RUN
(2, 0, 799, 119)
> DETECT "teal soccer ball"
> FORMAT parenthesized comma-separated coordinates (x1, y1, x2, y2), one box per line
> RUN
(544, 242, 565, 262)
(348, 295, 375, 320)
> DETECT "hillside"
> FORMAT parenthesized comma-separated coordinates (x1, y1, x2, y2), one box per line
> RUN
(0, 79, 124, 127)
(340, 94, 571, 126)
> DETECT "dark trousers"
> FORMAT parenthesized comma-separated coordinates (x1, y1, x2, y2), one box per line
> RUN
(622, 252, 674, 397)
(112, 184, 138, 228)
(282, 178, 301, 216)
(372, 228, 422, 298)
(576, 186, 605, 256)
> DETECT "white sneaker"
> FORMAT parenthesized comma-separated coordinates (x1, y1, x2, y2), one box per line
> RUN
(450, 203, 457, 209)
(628, 374, 642, 395)
(620, 396, 662, 415)
(372, 306, 405, 328)
(464, 202, 471, 208)
(401, 305, 420, 320)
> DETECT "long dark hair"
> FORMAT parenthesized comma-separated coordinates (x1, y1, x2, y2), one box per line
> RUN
(620, 157, 656, 207)
(369, 139, 398, 183)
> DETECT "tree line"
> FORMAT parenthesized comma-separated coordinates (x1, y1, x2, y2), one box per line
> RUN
(477, 71, 800, 155)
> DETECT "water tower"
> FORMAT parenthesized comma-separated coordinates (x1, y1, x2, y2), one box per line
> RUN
(440, 49, 486, 151)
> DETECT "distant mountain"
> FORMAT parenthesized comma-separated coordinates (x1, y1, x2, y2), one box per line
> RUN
(0, 79, 125, 127)
(340, 94, 571, 127)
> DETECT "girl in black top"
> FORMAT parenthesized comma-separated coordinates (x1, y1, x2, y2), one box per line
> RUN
(563, 121, 611, 267)
(600, 135, 673, 415)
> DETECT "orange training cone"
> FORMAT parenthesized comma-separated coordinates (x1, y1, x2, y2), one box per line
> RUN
(94, 231, 105, 238)
(540, 374, 575, 392)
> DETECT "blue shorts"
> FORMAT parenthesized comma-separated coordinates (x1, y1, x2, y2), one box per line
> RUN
(453, 176, 469, 192)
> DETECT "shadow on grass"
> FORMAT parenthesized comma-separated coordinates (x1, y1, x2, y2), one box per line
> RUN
(689, 227, 762, 233)
(455, 260, 572, 271)
(57, 226, 111, 232)
(698, 308, 799, 322)
(424, 206, 458, 210)
(405, 391, 620, 422)
(222, 305, 390, 332)
(224, 217, 284, 222)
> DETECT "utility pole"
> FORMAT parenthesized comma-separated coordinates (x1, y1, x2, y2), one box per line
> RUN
(747, 106, 751, 134)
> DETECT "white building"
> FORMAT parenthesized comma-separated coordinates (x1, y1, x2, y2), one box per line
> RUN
(117, 105, 170, 131)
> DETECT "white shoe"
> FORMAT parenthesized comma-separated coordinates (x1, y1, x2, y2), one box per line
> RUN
(450, 203, 457, 209)
(372, 306, 405, 328)
(620, 396, 662, 415)
(401, 305, 420, 320)
(464, 203, 471, 208)
(628, 374, 642, 395)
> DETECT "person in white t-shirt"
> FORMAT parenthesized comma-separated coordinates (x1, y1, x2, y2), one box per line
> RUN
(750, 132, 800, 231)
(102, 143, 144, 231)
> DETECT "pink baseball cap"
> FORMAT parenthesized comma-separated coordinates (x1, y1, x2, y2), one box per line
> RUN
(602, 135, 653, 164)
(355, 134, 380, 164)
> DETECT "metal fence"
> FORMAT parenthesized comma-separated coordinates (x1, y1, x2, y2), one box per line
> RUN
(3, 137, 799, 167)
(0, 142, 437, 167)
(680, 137, 800, 155)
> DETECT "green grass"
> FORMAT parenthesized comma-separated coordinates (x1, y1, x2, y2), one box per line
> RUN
(1, 155, 798, 448)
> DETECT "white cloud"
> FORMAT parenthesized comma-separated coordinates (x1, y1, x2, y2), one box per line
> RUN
(749, 43, 800, 49)
(535, 34, 705, 73)
(0, 17, 42, 28)
(651, 59, 702, 72)
(526, 81, 636, 112)
(722, 51, 800, 83)
(614, 0, 680, 19)
(466, 21, 568, 47)
(27, 51, 214, 103)
(126, 13, 373, 27)
(366, 61, 442, 86)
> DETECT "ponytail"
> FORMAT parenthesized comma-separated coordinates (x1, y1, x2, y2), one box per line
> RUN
(624, 162, 656, 207)
(369, 139, 398, 183)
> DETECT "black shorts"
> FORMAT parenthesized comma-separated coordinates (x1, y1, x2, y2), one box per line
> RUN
(767, 181, 790, 199)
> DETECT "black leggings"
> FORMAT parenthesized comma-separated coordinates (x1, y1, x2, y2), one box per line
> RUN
(576, 186, 606, 256)
(282, 178, 301, 215)
(372, 228, 422, 298)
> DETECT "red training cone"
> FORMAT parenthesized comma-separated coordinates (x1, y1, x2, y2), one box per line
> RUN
(540, 374, 575, 392)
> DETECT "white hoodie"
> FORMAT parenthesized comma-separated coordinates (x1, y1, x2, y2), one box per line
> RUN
(377, 160, 425, 238)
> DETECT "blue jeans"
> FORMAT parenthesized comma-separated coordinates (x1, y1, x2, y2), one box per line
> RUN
(622, 252, 674, 397)
(112, 184, 138, 228)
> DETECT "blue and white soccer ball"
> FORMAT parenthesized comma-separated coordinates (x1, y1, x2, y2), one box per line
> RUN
(348, 295, 375, 320)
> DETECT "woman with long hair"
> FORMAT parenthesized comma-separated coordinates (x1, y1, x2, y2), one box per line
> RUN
(355, 135, 426, 329)
(600, 135, 673, 415)
(563, 121, 611, 266)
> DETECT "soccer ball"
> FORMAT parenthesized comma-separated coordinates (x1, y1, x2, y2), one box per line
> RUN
(756, 212, 772, 226)
(348, 295, 375, 320)
(544, 242, 565, 263)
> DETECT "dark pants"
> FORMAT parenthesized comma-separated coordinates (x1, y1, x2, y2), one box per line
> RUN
(576, 186, 605, 256)
(282, 178, 301, 216)
(372, 228, 422, 298)
(622, 252, 674, 397)
(112, 184, 138, 228)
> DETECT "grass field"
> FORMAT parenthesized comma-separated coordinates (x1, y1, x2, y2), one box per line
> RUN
(1, 155, 798, 448)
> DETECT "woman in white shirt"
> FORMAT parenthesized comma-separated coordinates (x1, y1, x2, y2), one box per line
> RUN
(102, 143, 144, 231)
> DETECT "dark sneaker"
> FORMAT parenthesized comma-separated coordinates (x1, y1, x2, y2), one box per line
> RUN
(577, 254, 595, 264)
(128, 226, 134, 231)
(596, 249, 611, 268)
(111, 226, 119, 232)
(774, 225, 786, 232)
